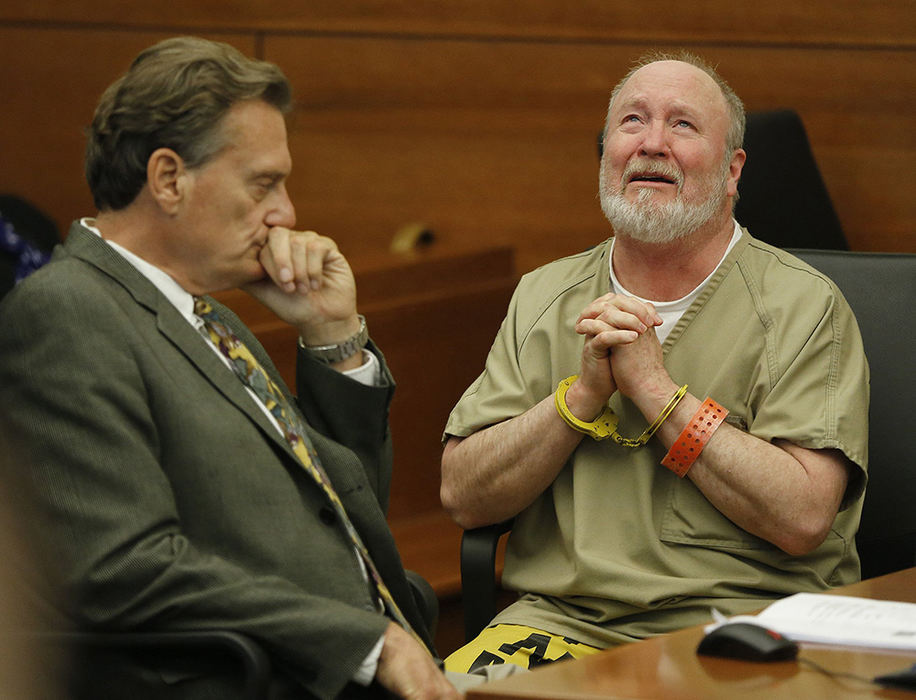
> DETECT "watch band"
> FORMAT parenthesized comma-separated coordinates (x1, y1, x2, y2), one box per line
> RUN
(299, 315, 368, 365)
(661, 397, 728, 477)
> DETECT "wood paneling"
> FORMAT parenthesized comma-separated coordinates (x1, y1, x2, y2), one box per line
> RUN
(3, 26, 910, 273)
(0, 28, 256, 241)
(2, 0, 912, 651)
(270, 35, 915, 269)
(3, 1, 912, 48)
(2, 7, 913, 266)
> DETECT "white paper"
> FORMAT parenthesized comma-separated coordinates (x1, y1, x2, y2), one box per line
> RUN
(706, 593, 916, 651)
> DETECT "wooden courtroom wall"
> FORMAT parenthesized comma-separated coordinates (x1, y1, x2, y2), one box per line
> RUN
(2, 0, 913, 657)
(0, 1, 914, 274)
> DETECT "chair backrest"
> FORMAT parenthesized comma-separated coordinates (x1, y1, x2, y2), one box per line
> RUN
(0, 195, 60, 299)
(736, 110, 848, 251)
(788, 249, 916, 579)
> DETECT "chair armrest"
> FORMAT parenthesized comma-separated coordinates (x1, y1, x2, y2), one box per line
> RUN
(35, 629, 271, 699)
(461, 520, 514, 642)
(406, 569, 439, 637)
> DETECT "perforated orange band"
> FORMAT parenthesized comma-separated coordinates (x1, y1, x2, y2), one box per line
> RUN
(661, 398, 728, 477)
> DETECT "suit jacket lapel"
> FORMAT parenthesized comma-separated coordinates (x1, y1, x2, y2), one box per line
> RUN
(62, 224, 298, 462)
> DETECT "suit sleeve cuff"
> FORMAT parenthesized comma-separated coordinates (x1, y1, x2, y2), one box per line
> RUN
(353, 633, 385, 685)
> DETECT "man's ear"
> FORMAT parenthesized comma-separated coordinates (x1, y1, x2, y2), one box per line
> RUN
(726, 148, 747, 197)
(146, 148, 188, 215)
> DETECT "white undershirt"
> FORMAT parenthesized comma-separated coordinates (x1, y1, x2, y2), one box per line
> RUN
(608, 221, 742, 345)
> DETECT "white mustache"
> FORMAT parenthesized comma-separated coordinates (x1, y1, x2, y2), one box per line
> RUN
(621, 160, 683, 189)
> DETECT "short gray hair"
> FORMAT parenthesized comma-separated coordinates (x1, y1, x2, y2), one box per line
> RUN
(85, 36, 292, 211)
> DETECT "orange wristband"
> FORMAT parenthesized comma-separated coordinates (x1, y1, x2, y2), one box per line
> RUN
(661, 398, 728, 477)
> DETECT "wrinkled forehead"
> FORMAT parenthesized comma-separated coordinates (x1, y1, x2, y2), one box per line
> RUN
(612, 60, 729, 121)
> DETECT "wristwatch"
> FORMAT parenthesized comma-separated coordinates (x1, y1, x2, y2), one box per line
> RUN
(299, 315, 368, 364)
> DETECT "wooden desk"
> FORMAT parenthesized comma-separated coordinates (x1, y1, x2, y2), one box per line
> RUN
(467, 568, 916, 699)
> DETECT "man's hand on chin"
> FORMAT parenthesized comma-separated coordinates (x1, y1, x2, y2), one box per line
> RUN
(243, 227, 359, 335)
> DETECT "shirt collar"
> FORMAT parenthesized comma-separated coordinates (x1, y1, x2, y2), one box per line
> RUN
(81, 218, 198, 324)
(608, 219, 742, 306)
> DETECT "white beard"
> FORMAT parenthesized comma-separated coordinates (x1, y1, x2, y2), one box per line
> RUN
(599, 161, 729, 244)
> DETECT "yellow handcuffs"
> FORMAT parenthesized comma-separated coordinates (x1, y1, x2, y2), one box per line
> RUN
(554, 375, 687, 447)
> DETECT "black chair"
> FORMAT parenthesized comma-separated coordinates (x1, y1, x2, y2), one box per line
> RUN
(787, 249, 916, 580)
(461, 519, 513, 642)
(736, 111, 848, 250)
(597, 109, 849, 251)
(42, 570, 437, 698)
(44, 630, 272, 700)
(0, 194, 60, 299)
(460, 250, 916, 642)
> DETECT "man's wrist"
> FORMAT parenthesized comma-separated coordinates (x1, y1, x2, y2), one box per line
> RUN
(298, 313, 362, 345)
(632, 377, 681, 422)
(563, 376, 609, 422)
(298, 314, 367, 365)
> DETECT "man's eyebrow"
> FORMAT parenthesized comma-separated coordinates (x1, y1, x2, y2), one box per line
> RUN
(248, 169, 288, 182)
(616, 96, 702, 120)
(615, 96, 648, 113)
(668, 100, 702, 119)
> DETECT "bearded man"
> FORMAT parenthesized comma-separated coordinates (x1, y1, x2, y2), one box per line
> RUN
(440, 52, 869, 673)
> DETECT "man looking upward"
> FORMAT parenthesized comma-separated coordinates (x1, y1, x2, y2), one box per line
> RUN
(441, 52, 868, 673)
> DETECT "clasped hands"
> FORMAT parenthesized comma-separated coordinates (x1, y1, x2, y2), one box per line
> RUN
(243, 227, 361, 347)
(566, 293, 677, 422)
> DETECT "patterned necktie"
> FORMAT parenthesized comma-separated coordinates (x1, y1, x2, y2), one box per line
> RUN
(194, 297, 427, 649)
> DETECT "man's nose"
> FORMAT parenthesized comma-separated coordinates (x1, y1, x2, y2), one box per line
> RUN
(267, 184, 296, 228)
(638, 119, 670, 158)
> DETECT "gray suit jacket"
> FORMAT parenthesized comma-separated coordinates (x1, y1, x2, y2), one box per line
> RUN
(0, 222, 433, 698)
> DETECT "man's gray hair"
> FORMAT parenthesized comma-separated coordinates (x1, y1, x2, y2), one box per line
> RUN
(85, 36, 292, 211)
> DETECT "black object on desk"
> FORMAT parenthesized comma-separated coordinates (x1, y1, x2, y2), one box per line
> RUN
(874, 663, 916, 692)
(697, 622, 800, 662)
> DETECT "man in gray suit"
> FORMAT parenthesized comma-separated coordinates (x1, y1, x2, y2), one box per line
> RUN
(0, 36, 460, 699)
